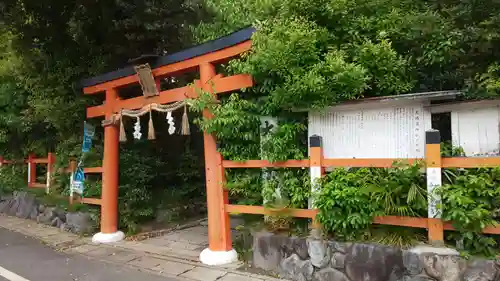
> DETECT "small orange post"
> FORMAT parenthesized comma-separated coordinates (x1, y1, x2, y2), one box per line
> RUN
(309, 135, 324, 229)
(92, 87, 124, 243)
(46, 152, 56, 193)
(425, 129, 444, 244)
(0, 156, 4, 167)
(199, 62, 234, 265)
(27, 153, 36, 188)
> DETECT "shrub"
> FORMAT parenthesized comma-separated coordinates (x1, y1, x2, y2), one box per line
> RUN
(315, 163, 427, 241)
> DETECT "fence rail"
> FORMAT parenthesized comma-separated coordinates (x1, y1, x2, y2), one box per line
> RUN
(223, 157, 500, 169)
(222, 159, 310, 168)
(220, 130, 500, 244)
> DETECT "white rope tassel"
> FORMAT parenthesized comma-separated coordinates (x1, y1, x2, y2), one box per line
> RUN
(133, 117, 142, 139)
(166, 111, 175, 135)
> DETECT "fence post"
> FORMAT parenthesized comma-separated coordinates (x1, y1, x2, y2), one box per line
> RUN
(69, 160, 77, 205)
(0, 156, 4, 167)
(27, 153, 36, 188)
(309, 135, 324, 231)
(46, 152, 56, 194)
(425, 129, 444, 244)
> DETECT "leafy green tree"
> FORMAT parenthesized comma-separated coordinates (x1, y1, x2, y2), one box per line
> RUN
(196, 0, 500, 104)
(0, 0, 208, 233)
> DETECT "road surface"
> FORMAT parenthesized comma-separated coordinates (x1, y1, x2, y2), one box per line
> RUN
(0, 227, 178, 281)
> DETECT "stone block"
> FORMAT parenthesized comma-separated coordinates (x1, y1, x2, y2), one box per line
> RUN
(164, 241, 202, 251)
(313, 268, 350, 281)
(293, 238, 309, 260)
(156, 247, 200, 259)
(279, 254, 313, 281)
(421, 254, 465, 281)
(253, 231, 283, 272)
(400, 276, 436, 281)
(408, 246, 459, 256)
(219, 273, 262, 281)
(106, 250, 141, 263)
(29, 207, 38, 220)
(345, 243, 404, 281)
(65, 212, 93, 234)
(68, 244, 100, 254)
(328, 241, 347, 254)
(13, 191, 39, 219)
(402, 250, 423, 275)
(179, 267, 227, 281)
(37, 207, 56, 225)
(85, 246, 122, 258)
(5, 196, 20, 216)
(462, 259, 497, 281)
(0, 195, 13, 213)
(152, 260, 195, 276)
(307, 238, 329, 269)
(0, 191, 39, 219)
(51, 217, 64, 228)
(331, 252, 345, 269)
(128, 256, 163, 269)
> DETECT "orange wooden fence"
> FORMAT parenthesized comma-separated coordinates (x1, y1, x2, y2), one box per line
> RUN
(4, 131, 500, 245)
(0, 153, 102, 205)
(221, 130, 500, 244)
(64, 159, 103, 206)
(0, 153, 56, 193)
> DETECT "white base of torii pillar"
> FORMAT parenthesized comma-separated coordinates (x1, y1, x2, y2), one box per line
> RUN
(92, 231, 125, 244)
(199, 248, 238, 266)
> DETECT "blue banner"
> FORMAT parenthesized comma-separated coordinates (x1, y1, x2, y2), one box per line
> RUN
(71, 122, 95, 195)
(82, 122, 95, 153)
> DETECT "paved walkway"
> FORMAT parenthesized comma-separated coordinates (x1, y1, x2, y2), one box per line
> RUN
(0, 214, 282, 281)
(128, 224, 210, 261)
(124, 221, 242, 262)
(0, 227, 179, 281)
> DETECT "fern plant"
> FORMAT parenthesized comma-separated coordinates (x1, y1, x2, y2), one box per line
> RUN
(368, 162, 427, 217)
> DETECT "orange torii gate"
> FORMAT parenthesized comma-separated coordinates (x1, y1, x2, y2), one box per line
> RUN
(79, 27, 255, 265)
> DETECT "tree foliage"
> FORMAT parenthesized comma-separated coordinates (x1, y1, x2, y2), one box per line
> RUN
(0, 0, 204, 156)
(0, 0, 207, 233)
(196, 0, 500, 106)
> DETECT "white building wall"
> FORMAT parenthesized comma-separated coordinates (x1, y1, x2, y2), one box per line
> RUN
(308, 102, 429, 159)
(309, 99, 500, 160)
(451, 106, 500, 155)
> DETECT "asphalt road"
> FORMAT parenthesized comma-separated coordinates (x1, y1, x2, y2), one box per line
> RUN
(0, 227, 178, 281)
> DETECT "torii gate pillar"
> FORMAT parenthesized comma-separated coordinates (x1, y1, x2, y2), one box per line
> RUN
(199, 62, 237, 265)
(92, 88, 124, 243)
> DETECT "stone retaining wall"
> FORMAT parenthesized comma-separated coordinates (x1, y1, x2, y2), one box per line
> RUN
(0, 191, 94, 234)
(252, 231, 499, 281)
